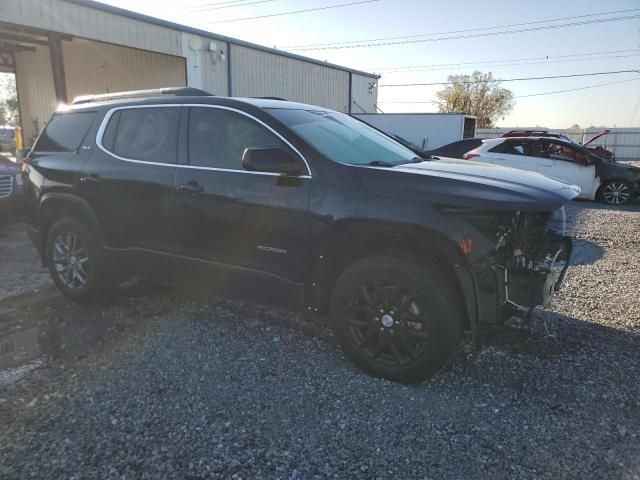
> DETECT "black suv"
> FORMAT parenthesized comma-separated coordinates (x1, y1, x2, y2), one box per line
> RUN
(23, 88, 577, 383)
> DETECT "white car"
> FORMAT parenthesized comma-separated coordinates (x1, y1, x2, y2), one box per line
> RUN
(461, 137, 640, 205)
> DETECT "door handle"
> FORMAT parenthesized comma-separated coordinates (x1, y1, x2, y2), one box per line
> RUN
(175, 181, 204, 194)
(79, 173, 101, 183)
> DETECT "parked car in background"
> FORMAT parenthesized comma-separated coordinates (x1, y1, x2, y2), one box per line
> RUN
(501, 129, 615, 161)
(0, 155, 25, 221)
(0, 126, 17, 155)
(426, 138, 484, 159)
(24, 89, 577, 383)
(463, 137, 640, 205)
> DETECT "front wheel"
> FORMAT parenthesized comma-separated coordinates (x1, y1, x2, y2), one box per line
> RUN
(598, 180, 633, 205)
(46, 217, 109, 302)
(330, 255, 462, 384)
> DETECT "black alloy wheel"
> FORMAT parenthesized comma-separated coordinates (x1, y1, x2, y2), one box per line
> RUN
(330, 255, 462, 383)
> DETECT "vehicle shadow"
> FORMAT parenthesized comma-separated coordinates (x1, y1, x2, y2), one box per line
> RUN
(569, 238, 605, 265)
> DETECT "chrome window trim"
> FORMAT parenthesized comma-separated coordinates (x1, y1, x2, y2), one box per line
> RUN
(95, 103, 312, 178)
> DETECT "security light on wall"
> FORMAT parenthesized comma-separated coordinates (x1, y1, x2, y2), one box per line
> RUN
(189, 37, 203, 51)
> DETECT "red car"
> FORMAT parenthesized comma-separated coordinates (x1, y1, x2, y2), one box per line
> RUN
(501, 129, 614, 161)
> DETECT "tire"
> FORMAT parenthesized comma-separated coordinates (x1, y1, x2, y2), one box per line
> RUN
(597, 180, 633, 205)
(46, 217, 110, 302)
(330, 255, 462, 384)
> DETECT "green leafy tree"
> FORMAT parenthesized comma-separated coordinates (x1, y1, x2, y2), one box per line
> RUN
(435, 71, 514, 128)
(0, 73, 19, 126)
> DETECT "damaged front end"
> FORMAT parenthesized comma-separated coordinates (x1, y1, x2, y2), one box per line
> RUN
(445, 207, 572, 327)
(491, 209, 572, 313)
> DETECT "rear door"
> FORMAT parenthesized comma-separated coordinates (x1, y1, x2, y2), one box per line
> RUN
(537, 140, 597, 198)
(168, 105, 312, 302)
(485, 139, 539, 172)
(81, 105, 180, 254)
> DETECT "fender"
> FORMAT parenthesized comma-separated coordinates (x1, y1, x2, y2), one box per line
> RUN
(307, 219, 478, 331)
(37, 193, 105, 264)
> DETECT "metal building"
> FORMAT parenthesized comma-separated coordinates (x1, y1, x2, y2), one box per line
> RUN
(0, 0, 380, 143)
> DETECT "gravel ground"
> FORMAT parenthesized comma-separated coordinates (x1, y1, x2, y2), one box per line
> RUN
(0, 222, 51, 299)
(1, 201, 639, 480)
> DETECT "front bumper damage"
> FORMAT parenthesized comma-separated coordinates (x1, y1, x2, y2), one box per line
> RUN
(461, 211, 574, 330)
(502, 234, 572, 310)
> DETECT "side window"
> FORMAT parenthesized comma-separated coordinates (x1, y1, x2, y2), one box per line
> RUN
(543, 142, 585, 164)
(188, 107, 286, 170)
(34, 112, 97, 152)
(489, 140, 535, 157)
(109, 107, 180, 164)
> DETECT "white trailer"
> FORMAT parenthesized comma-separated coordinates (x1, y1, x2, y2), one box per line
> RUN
(354, 113, 477, 150)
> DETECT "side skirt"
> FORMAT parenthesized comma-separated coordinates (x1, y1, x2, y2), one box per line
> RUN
(103, 246, 306, 309)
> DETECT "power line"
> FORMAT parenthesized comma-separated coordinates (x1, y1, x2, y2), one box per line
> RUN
(380, 77, 640, 105)
(186, 0, 278, 12)
(380, 53, 640, 74)
(285, 8, 640, 49)
(371, 49, 640, 73)
(381, 78, 640, 103)
(377, 69, 640, 87)
(514, 77, 640, 98)
(187, 0, 265, 8)
(199, 0, 379, 24)
(285, 13, 640, 51)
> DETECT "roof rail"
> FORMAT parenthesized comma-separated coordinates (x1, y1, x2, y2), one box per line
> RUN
(72, 87, 213, 105)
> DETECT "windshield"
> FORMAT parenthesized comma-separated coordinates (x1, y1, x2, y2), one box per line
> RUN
(266, 108, 419, 166)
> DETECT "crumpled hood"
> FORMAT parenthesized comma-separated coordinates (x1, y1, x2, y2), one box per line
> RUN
(583, 129, 610, 146)
(356, 157, 580, 211)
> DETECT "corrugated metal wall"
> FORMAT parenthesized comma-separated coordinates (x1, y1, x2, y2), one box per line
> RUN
(476, 128, 640, 162)
(231, 45, 350, 112)
(351, 74, 378, 114)
(0, 0, 182, 56)
(180, 33, 229, 95)
(14, 46, 57, 144)
(6, 0, 379, 142)
(14, 38, 186, 142)
(63, 38, 186, 100)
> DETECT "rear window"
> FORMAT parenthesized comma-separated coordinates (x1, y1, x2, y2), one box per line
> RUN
(34, 112, 97, 152)
(104, 107, 180, 164)
(489, 140, 536, 156)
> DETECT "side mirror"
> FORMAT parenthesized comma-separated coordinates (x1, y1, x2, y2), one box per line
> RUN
(242, 147, 304, 176)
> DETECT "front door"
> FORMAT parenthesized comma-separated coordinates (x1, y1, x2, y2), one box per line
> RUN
(537, 140, 597, 199)
(486, 139, 539, 173)
(168, 106, 311, 302)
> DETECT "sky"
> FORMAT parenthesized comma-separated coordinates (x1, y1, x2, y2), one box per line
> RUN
(90, 1, 640, 127)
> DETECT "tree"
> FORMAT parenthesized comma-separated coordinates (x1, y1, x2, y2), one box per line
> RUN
(435, 71, 514, 128)
(0, 73, 19, 126)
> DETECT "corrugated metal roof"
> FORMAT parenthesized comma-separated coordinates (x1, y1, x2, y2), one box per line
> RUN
(63, 0, 380, 79)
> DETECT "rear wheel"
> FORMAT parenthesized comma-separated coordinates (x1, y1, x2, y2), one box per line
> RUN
(330, 255, 462, 384)
(46, 217, 109, 302)
(598, 180, 632, 205)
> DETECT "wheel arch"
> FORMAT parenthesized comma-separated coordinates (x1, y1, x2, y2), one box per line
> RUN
(308, 219, 477, 329)
(38, 193, 105, 265)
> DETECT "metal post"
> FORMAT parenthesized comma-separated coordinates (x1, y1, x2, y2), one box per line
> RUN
(48, 34, 67, 103)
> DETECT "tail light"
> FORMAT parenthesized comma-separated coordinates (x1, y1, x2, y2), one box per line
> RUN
(463, 153, 480, 160)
